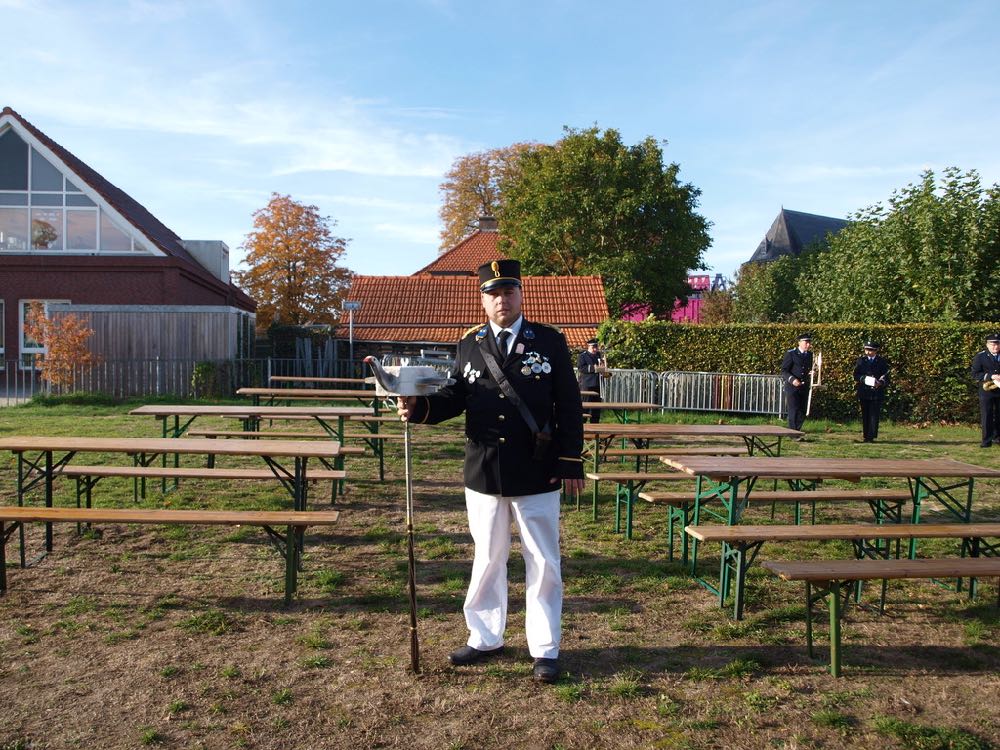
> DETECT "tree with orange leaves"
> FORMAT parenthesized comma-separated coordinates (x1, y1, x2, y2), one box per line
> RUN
(437, 143, 540, 251)
(232, 193, 354, 330)
(23, 303, 99, 389)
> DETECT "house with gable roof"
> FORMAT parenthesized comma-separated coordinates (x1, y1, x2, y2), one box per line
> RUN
(338, 217, 609, 356)
(747, 208, 850, 264)
(0, 107, 255, 368)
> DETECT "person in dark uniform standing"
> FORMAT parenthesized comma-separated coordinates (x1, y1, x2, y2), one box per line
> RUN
(970, 332, 1000, 447)
(577, 338, 606, 423)
(780, 333, 813, 438)
(397, 259, 585, 684)
(853, 341, 890, 442)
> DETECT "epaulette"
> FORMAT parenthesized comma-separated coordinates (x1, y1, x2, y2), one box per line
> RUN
(462, 324, 486, 338)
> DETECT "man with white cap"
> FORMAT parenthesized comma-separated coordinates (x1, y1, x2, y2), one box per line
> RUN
(780, 332, 813, 439)
(853, 341, 890, 442)
(397, 259, 584, 683)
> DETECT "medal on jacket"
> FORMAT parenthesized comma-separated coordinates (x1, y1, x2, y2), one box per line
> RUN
(462, 361, 481, 383)
(522, 351, 550, 376)
(522, 326, 535, 341)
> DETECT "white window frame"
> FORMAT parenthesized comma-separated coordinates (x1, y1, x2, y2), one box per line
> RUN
(19, 298, 69, 370)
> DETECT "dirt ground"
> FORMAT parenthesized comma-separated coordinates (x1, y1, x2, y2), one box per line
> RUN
(1, 407, 999, 749)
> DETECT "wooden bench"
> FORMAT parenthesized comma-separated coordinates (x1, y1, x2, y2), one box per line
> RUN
(55, 465, 347, 508)
(188, 429, 332, 439)
(585, 471, 691, 539)
(687, 521, 1000, 620)
(639, 487, 915, 564)
(0, 506, 340, 605)
(763, 556, 1000, 677)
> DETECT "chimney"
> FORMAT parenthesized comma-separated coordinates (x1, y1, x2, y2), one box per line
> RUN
(478, 216, 498, 232)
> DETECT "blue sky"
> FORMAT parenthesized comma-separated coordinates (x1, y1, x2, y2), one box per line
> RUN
(4, 0, 999, 280)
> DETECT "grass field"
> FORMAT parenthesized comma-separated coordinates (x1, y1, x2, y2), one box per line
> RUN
(1, 400, 998, 750)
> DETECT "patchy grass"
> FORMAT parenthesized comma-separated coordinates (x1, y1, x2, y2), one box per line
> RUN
(0, 405, 998, 749)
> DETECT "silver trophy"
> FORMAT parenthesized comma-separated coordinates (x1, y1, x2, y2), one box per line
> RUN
(364, 357, 454, 673)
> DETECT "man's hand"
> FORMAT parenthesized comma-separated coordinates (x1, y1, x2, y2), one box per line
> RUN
(559, 477, 586, 495)
(396, 396, 417, 421)
(791, 378, 801, 387)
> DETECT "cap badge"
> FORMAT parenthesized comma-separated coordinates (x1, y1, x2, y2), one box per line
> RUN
(491, 261, 500, 278)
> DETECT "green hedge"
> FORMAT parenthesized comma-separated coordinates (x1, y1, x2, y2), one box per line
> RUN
(598, 320, 1000, 422)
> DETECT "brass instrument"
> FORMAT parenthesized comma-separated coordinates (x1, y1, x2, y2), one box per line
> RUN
(985, 380, 1000, 392)
(805, 350, 823, 416)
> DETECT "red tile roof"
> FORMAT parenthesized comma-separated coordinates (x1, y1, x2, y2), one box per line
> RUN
(0, 106, 254, 311)
(413, 230, 505, 275)
(339, 275, 608, 349)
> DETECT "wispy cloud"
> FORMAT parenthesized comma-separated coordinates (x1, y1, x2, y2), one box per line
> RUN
(372, 222, 440, 245)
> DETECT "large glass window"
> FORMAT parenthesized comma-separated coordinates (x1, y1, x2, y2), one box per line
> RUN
(0, 127, 149, 255)
(0, 128, 28, 190)
(66, 209, 98, 250)
(0, 207, 29, 251)
(100, 212, 132, 251)
(31, 207, 63, 249)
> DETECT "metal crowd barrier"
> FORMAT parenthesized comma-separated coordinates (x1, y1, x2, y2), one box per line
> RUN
(590, 368, 785, 416)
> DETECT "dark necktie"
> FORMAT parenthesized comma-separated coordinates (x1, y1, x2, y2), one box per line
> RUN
(498, 330, 511, 357)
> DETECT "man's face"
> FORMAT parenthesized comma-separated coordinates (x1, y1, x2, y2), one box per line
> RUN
(587, 343, 600, 355)
(481, 284, 523, 328)
(799, 340, 812, 352)
(864, 348, 876, 357)
(987, 341, 1000, 355)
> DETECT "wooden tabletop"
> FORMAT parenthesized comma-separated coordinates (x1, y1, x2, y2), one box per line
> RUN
(686, 522, 1000, 543)
(129, 405, 373, 418)
(585, 402, 660, 410)
(237, 387, 376, 399)
(584, 423, 803, 438)
(662, 456, 1000, 481)
(0, 436, 342, 458)
(269, 376, 367, 385)
(0, 506, 341, 526)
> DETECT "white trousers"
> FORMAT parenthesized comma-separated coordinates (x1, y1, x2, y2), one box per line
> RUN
(463, 487, 562, 659)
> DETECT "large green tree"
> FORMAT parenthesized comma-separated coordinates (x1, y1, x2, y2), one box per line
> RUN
(798, 168, 1000, 323)
(496, 127, 710, 317)
(729, 254, 811, 323)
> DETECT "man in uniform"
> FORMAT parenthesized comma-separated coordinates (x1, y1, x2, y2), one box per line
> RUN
(577, 338, 606, 423)
(397, 259, 585, 683)
(780, 333, 813, 438)
(853, 341, 890, 442)
(970, 332, 1000, 447)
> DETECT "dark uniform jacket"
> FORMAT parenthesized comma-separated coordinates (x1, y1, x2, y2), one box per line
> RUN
(410, 319, 584, 496)
(971, 350, 1000, 398)
(853, 355, 890, 400)
(780, 348, 813, 392)
(577, 350, 603, 391)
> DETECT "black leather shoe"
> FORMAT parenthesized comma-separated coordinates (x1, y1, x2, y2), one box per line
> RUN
(448, 645, 504, 666)
(532, 658, 560, 683)
(980, 442, 992, 448)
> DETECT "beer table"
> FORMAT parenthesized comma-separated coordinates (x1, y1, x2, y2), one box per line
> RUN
(662, 455, 1000, 594)
(584, 423, 802, 461)
(129, 404, 372, 491)
(583, 401, 660, 424)
(269, 376, 367, 386)
(236, 387, 378, 407)
(129, 404, 374, 440)
(581, 423, 803, 526)
(0, 435, 344, 560)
